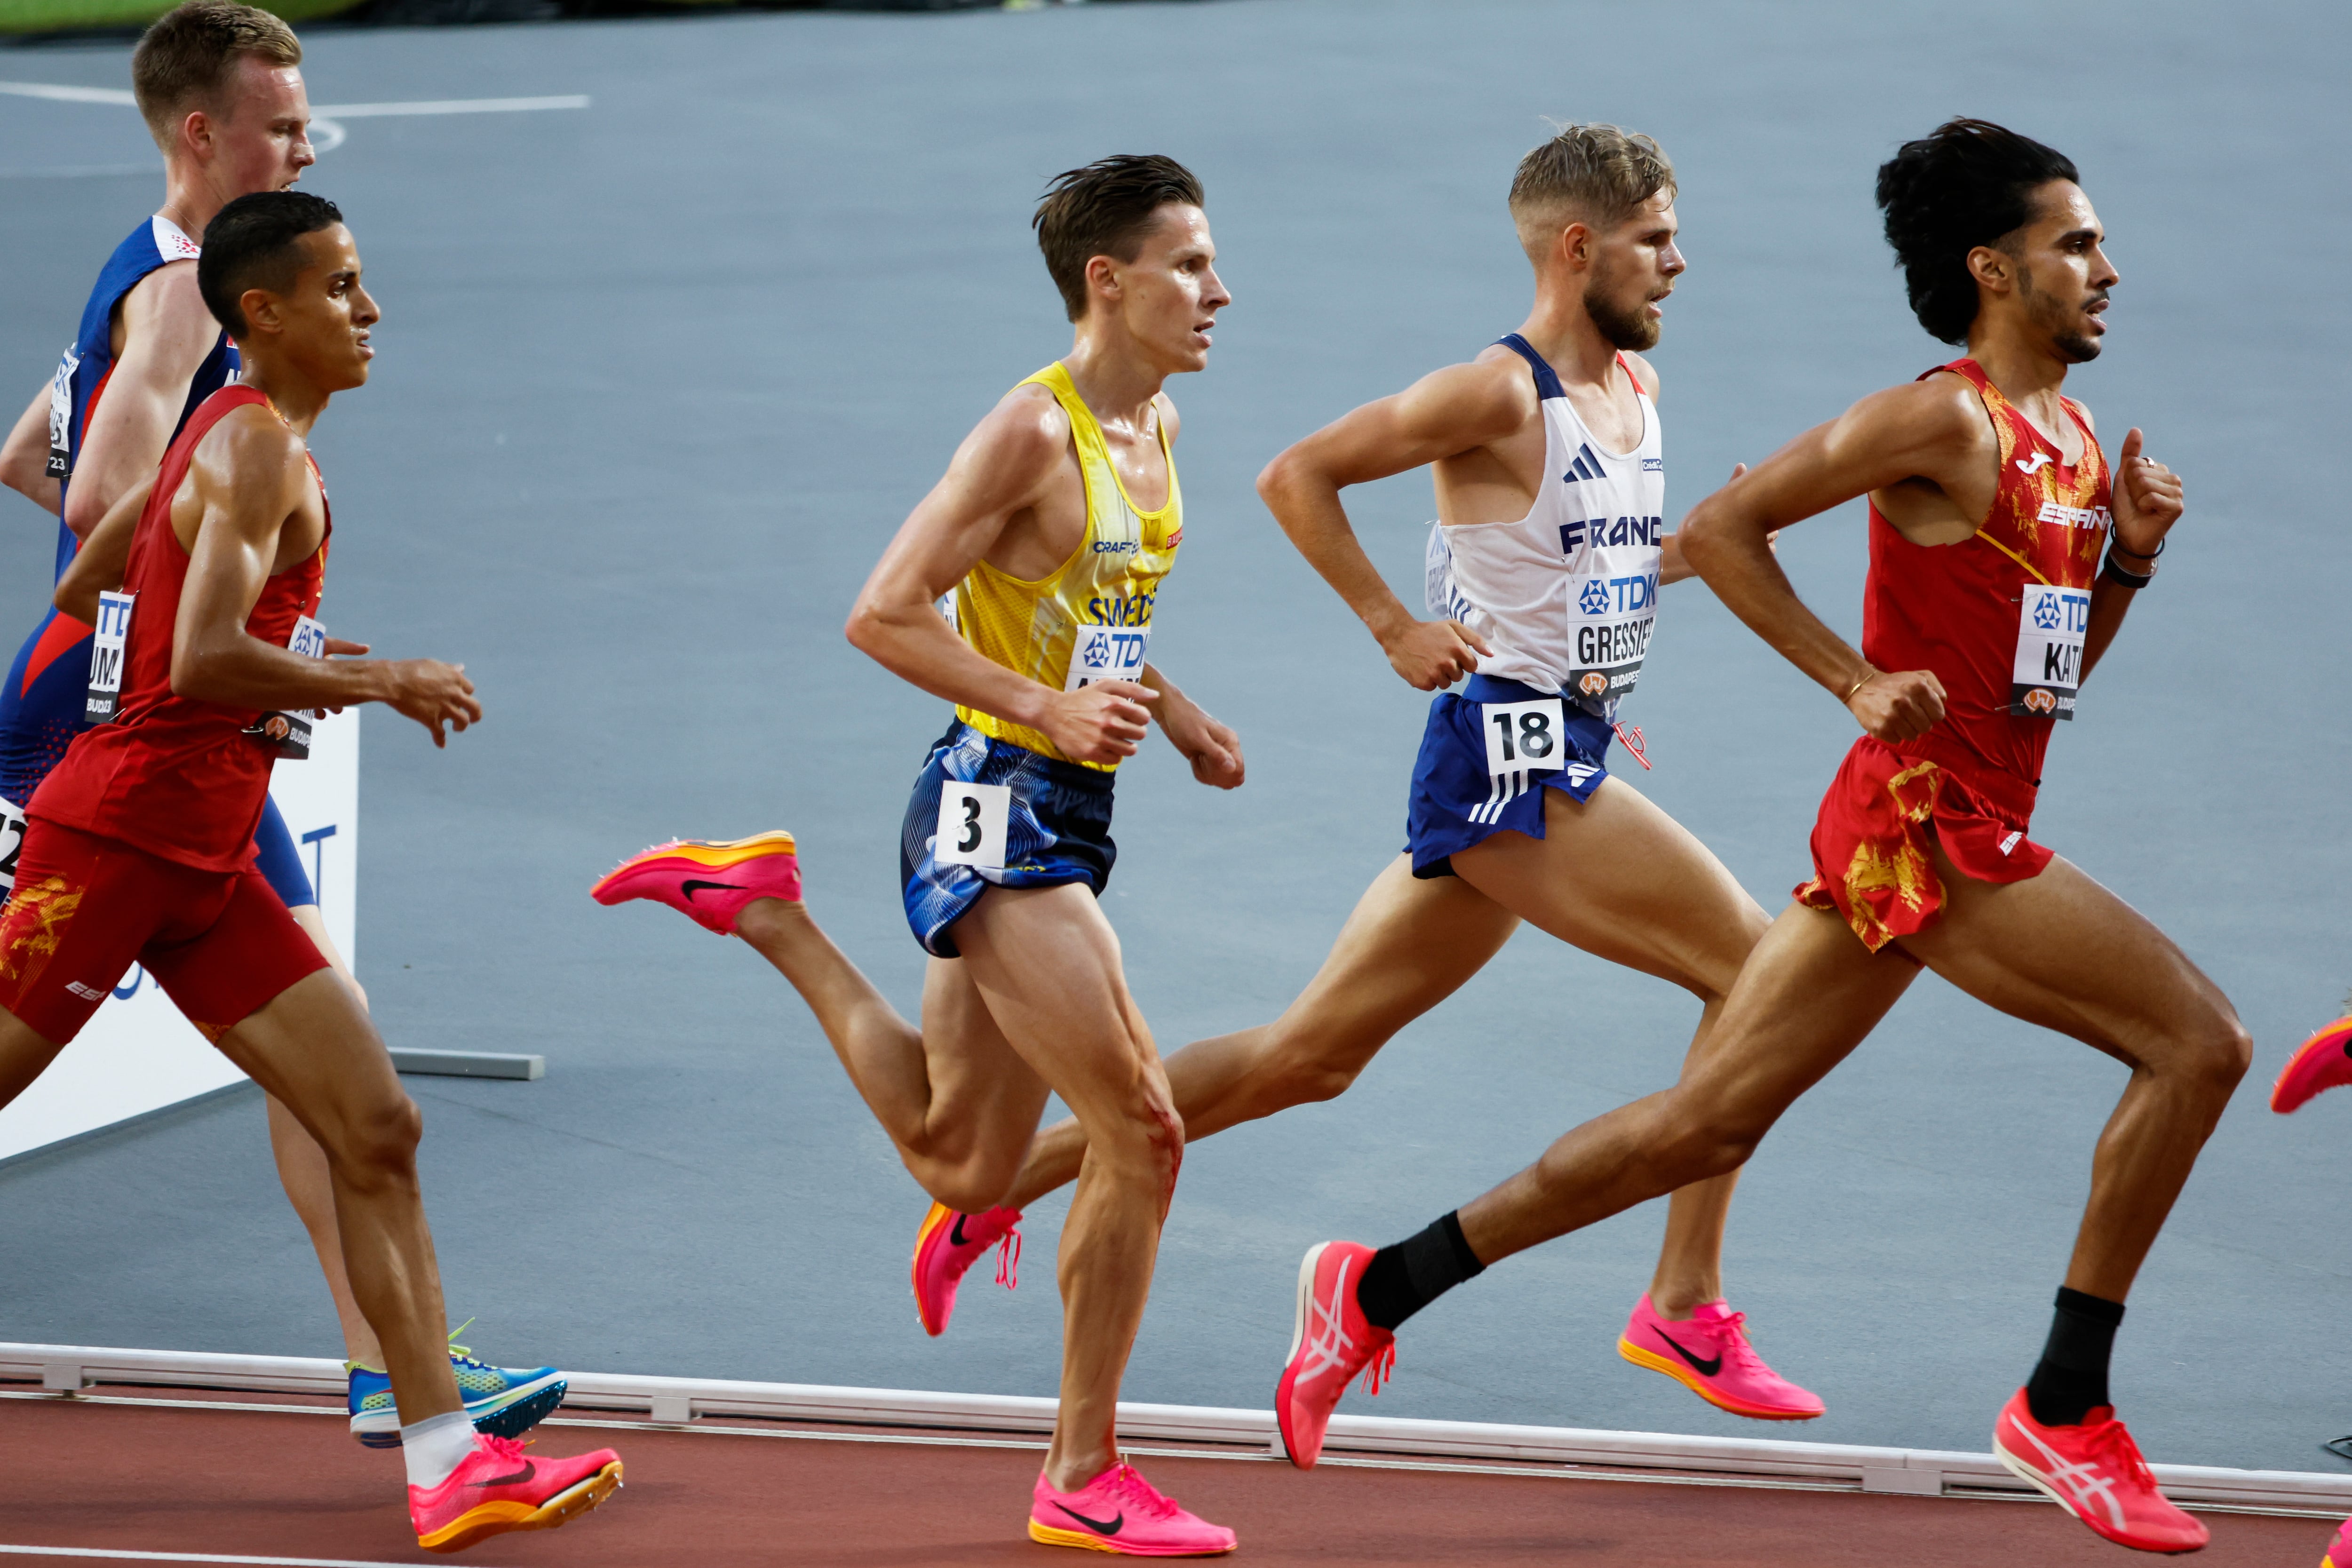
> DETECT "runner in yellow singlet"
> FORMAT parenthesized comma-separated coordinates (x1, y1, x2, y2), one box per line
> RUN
(593, 156, 1244, 1555)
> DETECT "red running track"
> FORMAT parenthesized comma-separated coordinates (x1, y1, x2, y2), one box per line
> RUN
(0, 1390, 2328, 1566)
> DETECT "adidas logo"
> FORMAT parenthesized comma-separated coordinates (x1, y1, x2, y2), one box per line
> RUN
(1563, 443, 1607, 483)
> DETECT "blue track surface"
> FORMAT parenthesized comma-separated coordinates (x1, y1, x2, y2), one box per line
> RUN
(1, 0, 2348, 1474)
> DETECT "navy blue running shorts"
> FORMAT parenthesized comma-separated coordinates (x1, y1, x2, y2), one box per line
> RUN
(900, 720, 1116, 958)
(253, 795, 316, 909)
(1407, 673, 1614, 880)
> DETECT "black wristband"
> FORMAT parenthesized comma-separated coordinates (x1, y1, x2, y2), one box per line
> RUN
(2101, 553, 2154, 590)
(2106, 528, 2165, 563)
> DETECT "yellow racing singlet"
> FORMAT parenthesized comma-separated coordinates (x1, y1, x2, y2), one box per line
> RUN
(952, 362, 1182, 770)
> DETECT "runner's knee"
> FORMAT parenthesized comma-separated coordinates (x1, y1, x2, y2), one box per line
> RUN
(1652, 1090, 1765, 1183)
(326, 1091, 422, 1183)
(2172, 1010, 2252, 1097)
(1259, 1032, 1366, 1108)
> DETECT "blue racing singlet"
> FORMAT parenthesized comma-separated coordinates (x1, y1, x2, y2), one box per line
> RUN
(1, 215, 238, 806)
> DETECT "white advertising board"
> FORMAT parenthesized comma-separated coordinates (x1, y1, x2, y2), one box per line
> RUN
(0, 707, 358, 1163)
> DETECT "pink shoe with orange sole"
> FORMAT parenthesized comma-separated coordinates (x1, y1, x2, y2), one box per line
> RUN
(1618, 1294, 1825, 1420)
(409, 1434, 622, 1553)
(590, 831, 802, 935)
(2273, 1016, 2352, 1114)
(911, 1201, 1022, 1337)
(1029, 1461, 1235, 1556)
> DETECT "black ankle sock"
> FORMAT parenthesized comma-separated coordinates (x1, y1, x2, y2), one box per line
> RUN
(2025, 1286, 2125, 1426)
(1355, 1212, 1485, 1332)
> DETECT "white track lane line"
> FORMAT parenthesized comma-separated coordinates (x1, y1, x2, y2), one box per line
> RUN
(305, 95, 589, 117)
(0, 1549, 518, 1567)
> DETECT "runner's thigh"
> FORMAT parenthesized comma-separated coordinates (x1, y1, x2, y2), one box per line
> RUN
(954, 883, 1166, 1123)
(918, 948, 1053, 1138)
(1897, 848, 2239, 1070)
(1451, 779, 1768, 997)
(1276, 856, 1518, 1069)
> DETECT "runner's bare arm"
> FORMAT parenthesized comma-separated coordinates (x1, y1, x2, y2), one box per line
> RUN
(847, 390, 1155, 766)
(51, 475, 152, 624)
(2079, 427, 2181, 681)
(62, 264, 219, 539)
(0, 386, 60, 517)
(1136, 660, 1242, 789)
(1679, 381, 1997, 742)
(1257, 359, 1528, 690)
(171, 411, 480, 746)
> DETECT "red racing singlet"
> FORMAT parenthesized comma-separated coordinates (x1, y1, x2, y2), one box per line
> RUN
(1863, 357, 2110, 787)
(31, 386, 330, 872)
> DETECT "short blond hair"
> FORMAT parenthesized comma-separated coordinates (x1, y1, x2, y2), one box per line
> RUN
(132, 1, 302, 151)
(1509, 123, 1676, 259)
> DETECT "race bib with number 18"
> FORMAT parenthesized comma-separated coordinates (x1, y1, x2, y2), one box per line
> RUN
(1482, 697, 1568, 779)
(935, 780, 1011, 872)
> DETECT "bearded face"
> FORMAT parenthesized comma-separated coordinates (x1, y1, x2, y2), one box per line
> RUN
(1585, 250, 1663, 352)
(2018, 261, 2106, 364)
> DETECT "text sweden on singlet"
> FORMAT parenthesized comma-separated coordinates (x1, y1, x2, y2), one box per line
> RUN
(1426, 346, 1664, 788)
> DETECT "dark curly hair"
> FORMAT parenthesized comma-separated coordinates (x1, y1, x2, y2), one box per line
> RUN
(1875, 119, 2078, 344)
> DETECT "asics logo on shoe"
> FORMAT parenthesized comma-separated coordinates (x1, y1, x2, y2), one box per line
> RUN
(1653, 1327, 1723, 1378)
(1055, 1504, 1122, 1536)
(473, 1460, 535, 1488)
(2008, 1415, 2124, 1528)
(680, 879, 744, 900)
(1298, 1258, 1360, 1385)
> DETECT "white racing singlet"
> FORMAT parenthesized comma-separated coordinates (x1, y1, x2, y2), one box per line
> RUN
(1425, 334, 1664, 721)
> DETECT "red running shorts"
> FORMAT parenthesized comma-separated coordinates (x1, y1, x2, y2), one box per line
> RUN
(0, 819, 327, 1044)
(1794, 737, 2053, 953)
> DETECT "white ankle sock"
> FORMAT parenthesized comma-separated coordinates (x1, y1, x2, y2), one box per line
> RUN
(401, 1410, 478, 1489)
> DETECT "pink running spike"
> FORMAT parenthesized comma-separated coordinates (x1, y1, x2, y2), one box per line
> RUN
(911, 1202, 1022, 1337)
(1618, 1294, 1824, 1420)
(589, 831, 801, 936)
(2273, 1016, 2352, 1113)
(1029, 1460, 1235, 1556)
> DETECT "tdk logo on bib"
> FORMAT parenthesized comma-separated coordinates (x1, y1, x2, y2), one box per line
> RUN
(1558, 516, 1663, 553)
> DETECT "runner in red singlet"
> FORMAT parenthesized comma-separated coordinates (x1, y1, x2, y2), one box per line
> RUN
(0, 191, 621, 1555)
(1270, 120, 2247, 1556)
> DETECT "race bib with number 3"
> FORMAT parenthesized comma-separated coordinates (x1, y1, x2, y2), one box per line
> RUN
(1481, 697, 1568, 779)
(934, 781, 1011, 872)
(2010, 583, 2089, 720)
(1065, 624, 1150, 692)
(86, 589, 134, 724)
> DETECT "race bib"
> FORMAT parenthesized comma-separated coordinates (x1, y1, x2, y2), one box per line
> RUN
(934, 780, 1010, 871)
(2010, 583, 2088, 720)
(86, 590, 133, 724)
(1481, 697, 1569, 779)
(46, 345, 76, 480)
(1565, 569, 1656, 713)
(1064, 623, 1149, 692)
(245, 614, 329, 759)
(0, 794, 25, 896)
